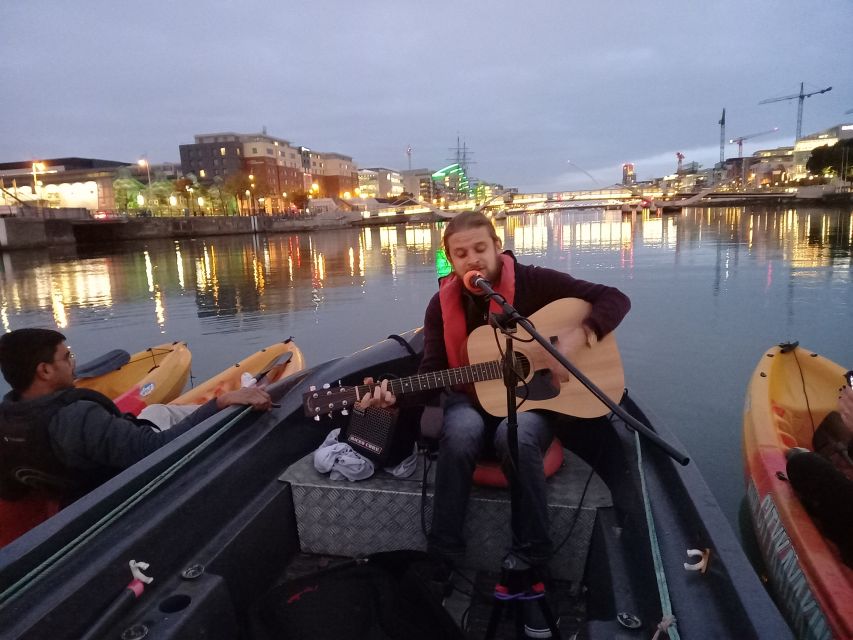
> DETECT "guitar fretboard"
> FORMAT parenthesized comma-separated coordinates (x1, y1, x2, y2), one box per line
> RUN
(359, 360, 503, 398)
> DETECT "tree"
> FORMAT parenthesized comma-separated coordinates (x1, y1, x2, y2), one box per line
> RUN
(208, 176, 230, 215)
(806, 139, 853, 180)
(113, 167, 145, 213)
(223, 173, 252, 215)
(290, 190, 310, 212)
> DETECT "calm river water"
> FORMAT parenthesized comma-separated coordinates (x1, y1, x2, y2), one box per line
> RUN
(1, 205, 851, 532)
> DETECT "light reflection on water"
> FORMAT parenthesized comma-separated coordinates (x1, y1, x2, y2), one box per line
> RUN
(0, 205, 850, 530)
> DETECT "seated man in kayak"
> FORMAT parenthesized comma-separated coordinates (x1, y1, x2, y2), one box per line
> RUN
(358, 211, 630, 637)
(0, 328, 272, 507)
(786, 381, 853, 565)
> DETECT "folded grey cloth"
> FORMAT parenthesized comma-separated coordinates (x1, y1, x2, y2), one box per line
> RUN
(313, 428, 375, 481)
(384, 445, 418, 478)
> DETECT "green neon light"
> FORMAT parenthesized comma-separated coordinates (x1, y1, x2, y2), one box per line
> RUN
(435, 248, 452, 279)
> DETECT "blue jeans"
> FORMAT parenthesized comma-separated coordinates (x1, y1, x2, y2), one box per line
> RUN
(428, 392, 553, 566)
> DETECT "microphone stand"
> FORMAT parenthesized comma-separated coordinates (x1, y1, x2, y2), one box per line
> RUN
(473, 278, 690, 466)
(484, 307, 561, 640)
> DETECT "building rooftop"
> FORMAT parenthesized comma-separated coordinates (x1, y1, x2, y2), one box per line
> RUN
(0, 157, 130, 171)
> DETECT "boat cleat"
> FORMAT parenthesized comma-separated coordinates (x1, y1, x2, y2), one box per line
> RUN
(683, 548, 710, 573)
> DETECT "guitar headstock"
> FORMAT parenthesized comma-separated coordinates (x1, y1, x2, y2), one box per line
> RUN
(303, 383, 359, 421)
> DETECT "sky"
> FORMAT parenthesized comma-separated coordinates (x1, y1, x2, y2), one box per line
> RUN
(2, 1, 852, 192)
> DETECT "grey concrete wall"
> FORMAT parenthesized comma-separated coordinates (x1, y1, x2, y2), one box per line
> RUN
(0, 218, 49, 249)
(44, 219, 77, 245)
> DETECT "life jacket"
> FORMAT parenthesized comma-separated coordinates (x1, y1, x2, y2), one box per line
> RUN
(0, 388, 125, 503)
(439, 253, 516, 368)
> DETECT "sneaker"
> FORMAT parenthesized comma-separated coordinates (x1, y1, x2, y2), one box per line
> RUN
(523, 598, 559, 639)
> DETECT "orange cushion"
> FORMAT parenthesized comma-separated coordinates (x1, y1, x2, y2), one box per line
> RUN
(472, 437, 564, 488)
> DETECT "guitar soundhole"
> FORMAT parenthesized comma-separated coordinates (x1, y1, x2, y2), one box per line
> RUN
(513, 353, 531, 378)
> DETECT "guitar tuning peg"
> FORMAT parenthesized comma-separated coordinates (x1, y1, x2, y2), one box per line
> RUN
(309, 385, 317, 392)
(341, 409, 349, 416)
(314, 415, 320, 422)
(323, 383, 330, 389)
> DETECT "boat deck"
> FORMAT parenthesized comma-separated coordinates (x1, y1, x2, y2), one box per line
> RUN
(281, 447, 612, 585)
(280, 447, 611, 637)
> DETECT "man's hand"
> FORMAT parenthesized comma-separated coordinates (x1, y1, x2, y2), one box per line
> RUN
(357, 377, 397, 410)
(216, 387, 273, 411)
(839, 385, 853, 432)
(542, 325, 597, 385)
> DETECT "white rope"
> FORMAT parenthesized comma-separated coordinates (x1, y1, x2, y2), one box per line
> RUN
(650, 614, 677, 640)
(129, 560, 153, 584)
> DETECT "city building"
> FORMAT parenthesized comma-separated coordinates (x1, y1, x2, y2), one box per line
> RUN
(401, 168, 435, 200)
(305, 150, 357, 198)
(180, 132, 304, 213)
(431, 163, 469, 200)
(0, 157, 130, 213)
(791, 123, 853, 179)
(358, 168, 403, 199)
(180, 133, 357, 213)
(622, 163, 636, 186)
(748, 146, 794, 187)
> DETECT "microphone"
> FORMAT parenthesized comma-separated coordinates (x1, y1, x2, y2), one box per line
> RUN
(463, 270, 491, 295)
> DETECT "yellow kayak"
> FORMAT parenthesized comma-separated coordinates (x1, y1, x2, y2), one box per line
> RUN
(743, 343, 853, 639)
(171, 339, 304, 405)
(75, 342, 192, 414)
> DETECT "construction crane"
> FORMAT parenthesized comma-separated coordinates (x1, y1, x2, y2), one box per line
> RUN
(759, 82, 832, 140)
(729, 128, 779, 157)
(718, 108, 726, 164)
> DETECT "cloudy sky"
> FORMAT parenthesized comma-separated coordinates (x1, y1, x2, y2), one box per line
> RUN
(3, 1, 852, 191)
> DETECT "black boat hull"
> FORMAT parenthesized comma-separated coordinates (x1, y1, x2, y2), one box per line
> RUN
(0, 330, 791, 639)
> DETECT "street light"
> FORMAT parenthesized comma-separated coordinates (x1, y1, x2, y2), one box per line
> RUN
(32, 162, 45, 201)
(138, 158, 152, 215)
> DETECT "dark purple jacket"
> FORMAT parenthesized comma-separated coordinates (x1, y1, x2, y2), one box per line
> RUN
(419, 253, 631, 378)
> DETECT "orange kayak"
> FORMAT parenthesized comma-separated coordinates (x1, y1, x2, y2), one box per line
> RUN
(743, 343, 853, 640)
(76, 342, 192, 415)
(170, 339, 304, 406)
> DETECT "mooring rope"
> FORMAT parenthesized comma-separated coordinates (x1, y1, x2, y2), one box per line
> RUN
(635, 430, 680, 640)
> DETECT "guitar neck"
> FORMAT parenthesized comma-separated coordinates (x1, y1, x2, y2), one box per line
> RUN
(360, 360, 504, 399)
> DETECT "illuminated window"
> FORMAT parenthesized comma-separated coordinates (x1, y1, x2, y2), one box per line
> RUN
(220, 147, 226, 156)
(200, 169, 206, 178)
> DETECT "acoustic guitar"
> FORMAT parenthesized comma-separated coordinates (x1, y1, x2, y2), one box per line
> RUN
(304, 298, 624, 420)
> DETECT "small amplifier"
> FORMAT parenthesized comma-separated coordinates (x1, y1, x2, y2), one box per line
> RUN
(340, 406, 402, 466)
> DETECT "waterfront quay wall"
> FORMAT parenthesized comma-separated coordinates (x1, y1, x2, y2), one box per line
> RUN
(0, 218, 52, 249)
(0, 214, 357, 250)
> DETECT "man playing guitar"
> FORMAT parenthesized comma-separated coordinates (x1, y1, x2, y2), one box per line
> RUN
(358, 211, 630, 633)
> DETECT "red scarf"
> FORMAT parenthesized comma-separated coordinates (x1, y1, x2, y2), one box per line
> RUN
(439, 253, 515, 368)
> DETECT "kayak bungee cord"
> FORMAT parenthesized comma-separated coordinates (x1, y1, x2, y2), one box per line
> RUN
(0, 404, 254, 610)
(635, 430, 681, 640)
(791, 348, 817, 436)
